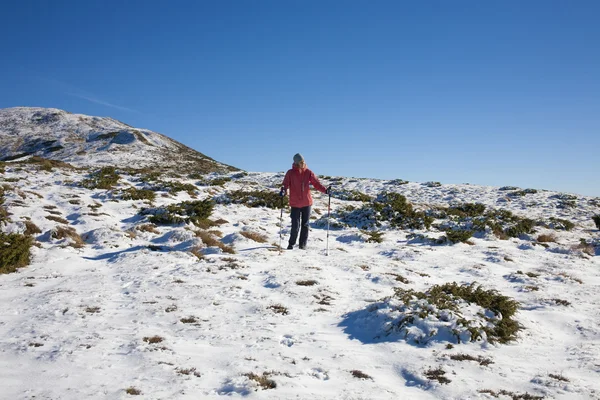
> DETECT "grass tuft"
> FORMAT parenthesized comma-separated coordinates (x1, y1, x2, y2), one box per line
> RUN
(244, 372, 277, 390)
(240, 230, 269, 243)
(424, 366, 451, 384)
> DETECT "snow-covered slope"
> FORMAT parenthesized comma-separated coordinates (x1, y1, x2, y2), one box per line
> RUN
(1, 132, 599, 399)
(0, 107, 237, 174)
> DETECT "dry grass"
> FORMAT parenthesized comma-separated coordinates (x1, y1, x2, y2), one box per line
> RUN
(180, 316, 198, 324)
(240, 230, 269, 243)
(176, 367, 201, 377)
(125, 387, 141, 395)
(45, 215, 69, 224)
(267, 304, 289, 315)
(190, 247, 204, 260)
(424, 366, 451, 384)
(571, 242, 595, 256)
(24, 220, 41, 235)
(537, 233, 557, 243)
(143, 336, 164, 344)
(478, 389, 543, 399)
(449, 353, 494, 366)
(548, 373, 569, 382)
(85, 306, 101, 314)
(557, 272, 583, 284)
(196, 230, 235, 254)
(52, 226, 85, 248)
(350, 370, 373, 380)
(136, 223, 159, 234)
(165, 305, 177, 313)
(24, 190, 44, 199)
(296, 280, 318, 286)
(244, 372, 277, 390)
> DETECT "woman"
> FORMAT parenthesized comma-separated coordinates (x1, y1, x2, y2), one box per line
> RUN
(280, 153, 329, 250)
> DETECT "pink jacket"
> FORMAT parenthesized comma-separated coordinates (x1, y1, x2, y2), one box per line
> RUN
(282, 164, 327, 208)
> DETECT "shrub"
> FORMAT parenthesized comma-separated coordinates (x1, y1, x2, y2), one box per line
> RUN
(152, 180, 197, 195)
(82, 167, 120, 189)
(505, 218, 535, 238)
(374, 192, 433, 230)
(335, 190, 372, 202)
(422, 181, 442, 187)
(0, 233, 33, 274)
(537, 234, 556, 243)
(199, 177, 232, 186)
(447, 203, 486, 218)
(446, 229, 474, 243)
(545, 217, 575, 231)
(20, 156, 75, 172)
(593, 215, 600, 230)
(362, 230, 384, 243)
(386, 179, 409, 185)
(121, 187, 156, 202)
(142, 199, 214, 226)
(390, 282, 521, 344)
(220, 190, 286, 209)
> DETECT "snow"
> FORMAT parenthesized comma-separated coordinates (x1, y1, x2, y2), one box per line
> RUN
(1, 127, 600, 398)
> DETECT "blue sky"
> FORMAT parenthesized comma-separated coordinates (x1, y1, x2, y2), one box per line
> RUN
(1, 1, 599, 196)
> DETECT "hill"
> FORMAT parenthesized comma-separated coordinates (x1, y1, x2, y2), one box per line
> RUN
(0, 107, 238, 174)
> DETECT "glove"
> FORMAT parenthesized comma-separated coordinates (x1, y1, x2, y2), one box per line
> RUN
(279, 187, 285, 197)
(326, 186, 331, 195)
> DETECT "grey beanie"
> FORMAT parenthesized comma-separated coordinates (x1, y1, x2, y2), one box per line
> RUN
(293, 153, 304, 164)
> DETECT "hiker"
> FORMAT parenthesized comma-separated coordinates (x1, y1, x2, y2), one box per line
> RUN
(280, 153, 329, 250)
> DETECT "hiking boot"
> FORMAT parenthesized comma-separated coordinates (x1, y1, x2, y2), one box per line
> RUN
(287, 244, 294, 250)
(299, 244, 306, 250)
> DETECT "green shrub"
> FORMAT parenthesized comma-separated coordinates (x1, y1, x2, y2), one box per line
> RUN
(152, 180, 197, 195)
(141, 199, 214, 226)
(499, 186, 519, 191)
(122, 187, 156, 201)
(593, 215, 600, 230)
(386, 179, 409, 185)
(445, 229, 474, 243)
(199, 177, 232, 186)
(505, 218, 535, 238)
(447, 203, 486, 218)
(375, 192, 433, 230)
(545, 217, 575, 231)
(392, 282, 521, 344)
(82, 167, 120, 189)
(221, 190, 286, 209)
(422, 181, 442, 187)
(0, 233, 33, 274)
(20, 156, 75, 172)
(336, 190, 372, 202)
(362, 230, 384, 243)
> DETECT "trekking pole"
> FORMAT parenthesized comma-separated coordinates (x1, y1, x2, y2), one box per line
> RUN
(279, 194, 284, 254)
(326, 188, 331, 256)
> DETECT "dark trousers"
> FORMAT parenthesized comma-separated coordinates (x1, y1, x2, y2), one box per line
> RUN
(289, 206, 311, 247)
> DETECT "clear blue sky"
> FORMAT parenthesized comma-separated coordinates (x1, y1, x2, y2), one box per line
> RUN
(1, 1, 599, 196)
